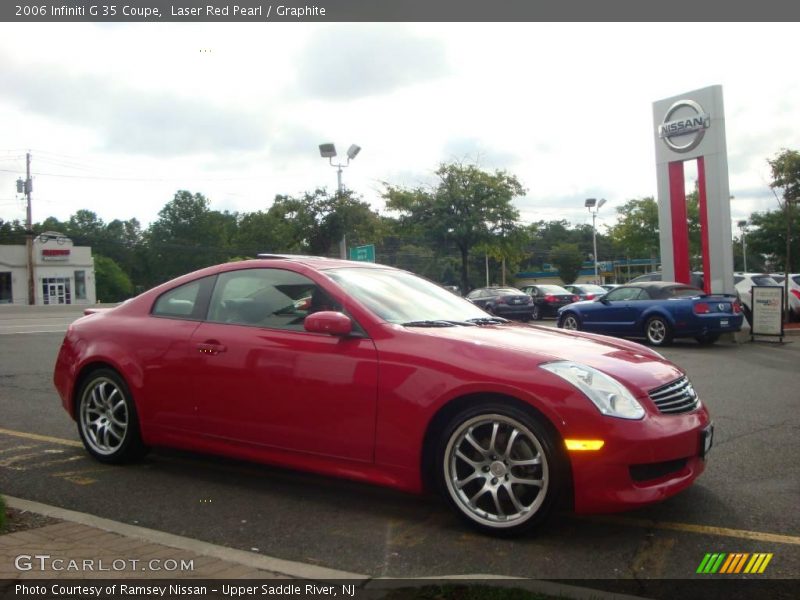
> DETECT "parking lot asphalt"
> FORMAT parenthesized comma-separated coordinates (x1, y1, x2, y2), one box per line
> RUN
(0, 310, 798, 588)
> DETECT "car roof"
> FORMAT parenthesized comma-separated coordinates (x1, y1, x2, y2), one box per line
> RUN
(254, 254, 390, 271)
(626, 281, 702, 291)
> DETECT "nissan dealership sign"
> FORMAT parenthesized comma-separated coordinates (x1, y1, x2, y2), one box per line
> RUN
(658, 99, 711, 153)
(652, 85, 734, 296)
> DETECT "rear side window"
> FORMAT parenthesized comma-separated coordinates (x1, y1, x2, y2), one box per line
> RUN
(152, 276, 215, 320)
(752, 276, 778, 286)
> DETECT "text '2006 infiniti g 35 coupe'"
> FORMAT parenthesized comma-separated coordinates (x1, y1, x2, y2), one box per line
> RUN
(54, 255, 713, 536)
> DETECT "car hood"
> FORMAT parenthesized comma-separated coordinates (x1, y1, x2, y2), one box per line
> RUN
(400, 323, 684, 394)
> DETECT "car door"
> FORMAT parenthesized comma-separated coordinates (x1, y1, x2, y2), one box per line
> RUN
(188, 267, 379, 462)
(581, 287, 642, 333)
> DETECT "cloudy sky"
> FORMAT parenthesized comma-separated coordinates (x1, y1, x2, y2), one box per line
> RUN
(0, 22, 797, 237)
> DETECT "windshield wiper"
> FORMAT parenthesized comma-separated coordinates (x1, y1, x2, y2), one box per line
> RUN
(466, 317, 509, 325)
(401, 320, 458, 327)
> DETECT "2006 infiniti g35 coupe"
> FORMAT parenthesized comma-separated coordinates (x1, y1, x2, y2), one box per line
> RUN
(54, 255, 713, 535)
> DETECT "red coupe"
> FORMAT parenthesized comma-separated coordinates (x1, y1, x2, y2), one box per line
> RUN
(54, 256, 712, 535)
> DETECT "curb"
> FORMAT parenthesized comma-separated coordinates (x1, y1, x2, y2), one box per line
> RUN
(3, 496, 652, 599)
(3, 496, 367, 580)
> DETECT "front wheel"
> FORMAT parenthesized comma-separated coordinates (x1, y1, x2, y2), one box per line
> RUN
(561, 313, 580, 331)
(437, 404, 562, 536)
(76, 368, 148, 463)
(645, 316, 673, 346)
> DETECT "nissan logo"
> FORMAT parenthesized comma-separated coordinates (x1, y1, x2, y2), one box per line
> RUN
(658, 99, 711, 153)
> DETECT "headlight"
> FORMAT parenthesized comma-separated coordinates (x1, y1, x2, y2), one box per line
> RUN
(541, 361, 645, 420)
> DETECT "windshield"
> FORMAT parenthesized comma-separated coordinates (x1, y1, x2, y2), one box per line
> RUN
(327, 268, 490, 324)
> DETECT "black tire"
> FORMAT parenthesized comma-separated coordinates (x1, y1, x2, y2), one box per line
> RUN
(532, 305, 542, 321)
(560, 312, 580, 331)
(695, 333, 720, 345)
(644, 316, 673, 346)
(76, 368, 148, 464)
(436, 402, 563, 537)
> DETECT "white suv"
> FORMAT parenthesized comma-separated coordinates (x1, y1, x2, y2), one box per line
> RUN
(734, 273, 800, 323)
(770, 273, 800, 321)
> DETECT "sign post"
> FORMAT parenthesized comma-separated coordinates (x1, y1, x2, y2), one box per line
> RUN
(751, 286, 784, 342)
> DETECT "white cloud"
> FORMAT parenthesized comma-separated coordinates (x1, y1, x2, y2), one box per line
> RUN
(0, 22, 797, 238)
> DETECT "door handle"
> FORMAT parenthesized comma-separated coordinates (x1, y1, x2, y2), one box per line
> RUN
(196, 340, 227, 355)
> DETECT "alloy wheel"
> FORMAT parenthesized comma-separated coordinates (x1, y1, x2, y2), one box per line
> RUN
(79, 377, 129, 456)
(444, 414, 549, 529)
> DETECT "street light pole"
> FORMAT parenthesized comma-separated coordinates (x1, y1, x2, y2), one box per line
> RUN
(585, 198, 606, 284)
(319, 143, 361, 259)
(737, 220, 748, 272)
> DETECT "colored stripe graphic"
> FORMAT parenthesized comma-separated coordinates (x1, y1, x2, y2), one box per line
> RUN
(698, 553, 773, 574)
(697, 553, 727, 573)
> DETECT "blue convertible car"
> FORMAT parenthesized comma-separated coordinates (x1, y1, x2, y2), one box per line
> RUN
(557, 282, 744, 346)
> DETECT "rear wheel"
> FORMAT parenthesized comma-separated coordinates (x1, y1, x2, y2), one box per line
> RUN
(645, 316, 673, 346)
(532, 305, 542, 320)
(437, 403, 562, 536)
(76, 368, 148, 463)
(561, 313, 580, 331)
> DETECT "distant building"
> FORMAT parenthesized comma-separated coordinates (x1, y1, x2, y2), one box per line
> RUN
(515, 258, 660, 287)
(0, 232, 96, 305)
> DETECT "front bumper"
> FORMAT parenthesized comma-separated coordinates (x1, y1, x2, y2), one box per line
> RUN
(569, 405, 711, 513)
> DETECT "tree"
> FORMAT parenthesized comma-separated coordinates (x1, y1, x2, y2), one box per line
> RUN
(94, 255, 134, 302)
(745, 209, 797, 271)
(767, 149, 800, 275)
(144, 191, 237, 285)
(607, 198, 660, 260)
(384, 162, 525, 292)
(263, 189, 383, 256)
(550, 242, 584, 284)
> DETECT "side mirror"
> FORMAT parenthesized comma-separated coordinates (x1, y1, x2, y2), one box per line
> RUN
(597, 296, 610, 304)
(304, 311, 353, 336)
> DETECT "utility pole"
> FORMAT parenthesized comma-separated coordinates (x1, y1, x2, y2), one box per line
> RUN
(25, 152, 34, 305)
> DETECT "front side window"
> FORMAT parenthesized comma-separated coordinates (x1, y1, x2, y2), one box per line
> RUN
(207, 268, 339, 331)
(605, 287, 643, 302)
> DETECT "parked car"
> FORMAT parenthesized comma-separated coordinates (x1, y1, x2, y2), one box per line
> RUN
(764, 273, 800, 321)
(557, 281, 743, 346)
(54, 257, 713, 536)
(629, 271, 706, 289)
(563, 283, 608, 301)
(465, 286, 534, 320)
(734, 273, 800, 323)
(519, 284, 579, 320)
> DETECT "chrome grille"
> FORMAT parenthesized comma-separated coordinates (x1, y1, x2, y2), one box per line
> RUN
(649, 376, 699, 414)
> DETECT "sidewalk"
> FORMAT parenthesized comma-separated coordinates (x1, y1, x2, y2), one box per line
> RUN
(0, 497, 650, 600)
(0, 496, 364, 580)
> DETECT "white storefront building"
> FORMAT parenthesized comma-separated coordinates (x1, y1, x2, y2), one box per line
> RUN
(0, 233, 96, 305)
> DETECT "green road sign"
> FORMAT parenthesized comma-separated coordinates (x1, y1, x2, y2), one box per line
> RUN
(349, 244, 375, 262)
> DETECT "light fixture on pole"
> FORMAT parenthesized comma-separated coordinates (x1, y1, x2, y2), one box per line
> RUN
(319, 142, 362, 259)
(737, 220, 748, 272)
(585, 198, 606, 283)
